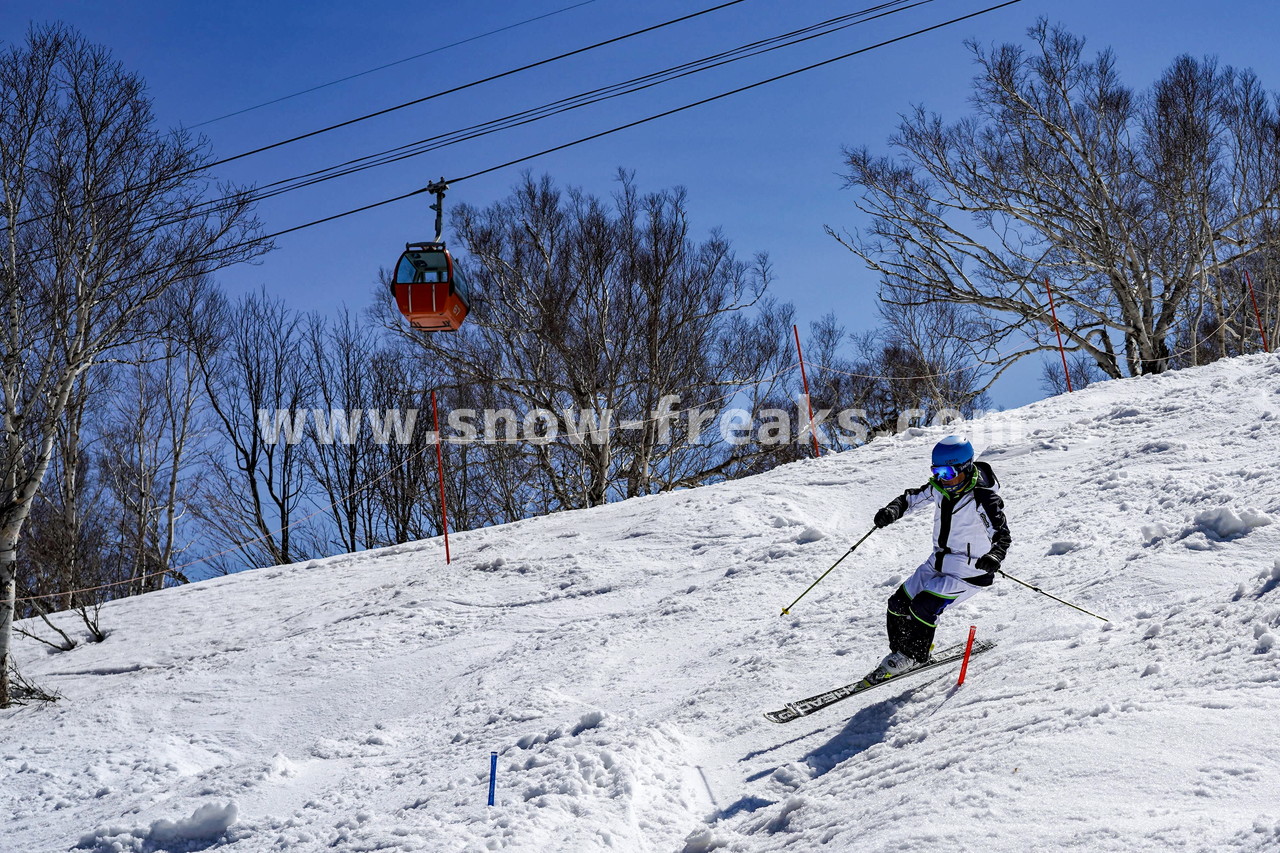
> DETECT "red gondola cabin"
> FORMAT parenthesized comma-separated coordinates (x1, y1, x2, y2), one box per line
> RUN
(391, 242, 471, 331)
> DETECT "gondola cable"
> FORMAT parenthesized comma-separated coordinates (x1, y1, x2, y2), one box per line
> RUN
(188, 0, 603, 129)
(238, 0, 1025, 248)
(151, 0, 929, 231)
(0, 0, 751, 237)
(204, 0, 755, 172)
(4, 1, 1025, 310)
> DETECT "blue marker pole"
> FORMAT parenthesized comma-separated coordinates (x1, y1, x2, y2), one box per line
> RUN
(487, 752, 498, 806)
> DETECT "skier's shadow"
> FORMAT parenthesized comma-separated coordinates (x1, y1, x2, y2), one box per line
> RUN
(741, 682, 929, 792)
(799, 683, 927, 778)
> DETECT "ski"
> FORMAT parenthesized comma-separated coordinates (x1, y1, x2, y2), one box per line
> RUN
(763, 639, 996, 723)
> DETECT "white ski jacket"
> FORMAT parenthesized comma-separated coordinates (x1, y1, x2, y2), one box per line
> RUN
(883, 461, 1012, 581)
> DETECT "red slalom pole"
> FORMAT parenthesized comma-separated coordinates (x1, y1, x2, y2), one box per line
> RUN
(793, 324, 821, 457)
(956, 625, 977, 686)
(1044, 279, 1073, 392)
(1244, 271, 1271, 353)
(431, 390, 451, 564)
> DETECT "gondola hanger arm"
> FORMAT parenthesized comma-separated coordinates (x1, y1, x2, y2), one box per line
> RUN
(426, 177, 449, 244)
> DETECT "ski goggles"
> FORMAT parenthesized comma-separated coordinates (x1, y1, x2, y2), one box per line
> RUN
(931, 464, 969, 482)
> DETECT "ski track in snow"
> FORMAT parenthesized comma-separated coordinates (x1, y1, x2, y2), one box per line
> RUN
(4, 354, 1280, 852)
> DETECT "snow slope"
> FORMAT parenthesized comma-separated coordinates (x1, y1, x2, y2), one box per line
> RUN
(4, 354, 1280, 853)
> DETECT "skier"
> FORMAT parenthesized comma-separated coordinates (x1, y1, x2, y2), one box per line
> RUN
(864, 435, 1011, 684)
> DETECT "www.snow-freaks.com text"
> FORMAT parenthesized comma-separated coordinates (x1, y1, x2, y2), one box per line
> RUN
(255, 397, 1020, 448)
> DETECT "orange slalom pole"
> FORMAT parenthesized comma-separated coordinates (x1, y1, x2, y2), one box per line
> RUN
(1244, 271, 1271, 353)
(1045, 279, 1073, 392)
(431, 390, 451, 564)
(793, 324, 821, 457)
(956, 625, 977, 686)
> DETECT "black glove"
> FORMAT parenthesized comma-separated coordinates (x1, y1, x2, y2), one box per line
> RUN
(874, 507, 898, 529)
(975, 554, 1001, 576)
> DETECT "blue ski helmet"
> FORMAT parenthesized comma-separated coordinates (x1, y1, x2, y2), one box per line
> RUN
(931, 436, 975, 494)
(931, 435, 974, 467)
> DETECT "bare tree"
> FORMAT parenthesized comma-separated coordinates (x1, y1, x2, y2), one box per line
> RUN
(832, 20, 1280, 383)
(1166, 252, 1279, 367)
(194, 289, 314, 571)
(363, 345, 445, 542)
(16, 362, 119, 645)
(402, 172, 793, 516)
(98, 284, 211, 598)
(1040, 352, 1104, 396)
(0, 25, 263, 706)
(797, 303, 988, 452)
(17, 371, 114, 649)
(304, 309, 382, 554)
(877, 298, 990, 413)
(797, 314, 875, 453)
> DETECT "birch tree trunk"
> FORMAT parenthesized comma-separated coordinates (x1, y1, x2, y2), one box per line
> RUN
(0, 26, 264, 706)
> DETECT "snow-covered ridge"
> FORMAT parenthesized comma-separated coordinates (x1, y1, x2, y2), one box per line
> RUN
(4, 354, 1280, 852)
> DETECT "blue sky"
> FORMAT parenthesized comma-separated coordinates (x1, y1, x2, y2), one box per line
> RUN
(4, 0, 1276, 408)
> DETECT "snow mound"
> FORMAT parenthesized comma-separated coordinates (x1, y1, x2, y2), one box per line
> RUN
(7, 353, 1280, 852)
(1187, 507, 1272, 541)
(76, 802, 239, 852)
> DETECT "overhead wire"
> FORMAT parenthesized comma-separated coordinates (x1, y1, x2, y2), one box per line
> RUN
(129, 0, 930, 233)
(203, 0, 753, 171)
(449, 0, 1025, 184)
(220, 0, 1026, 251)
(0, 0, 750, 237)
(170, 0, 929, 226)
(187, 0, 603, 129)
(8, 0, 1012, 264)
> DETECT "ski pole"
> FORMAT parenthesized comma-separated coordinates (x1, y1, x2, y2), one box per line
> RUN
(780, 528, 875, 616)
(997, 569, 1110, 622)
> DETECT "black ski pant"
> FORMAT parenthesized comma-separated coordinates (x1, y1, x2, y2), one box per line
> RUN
(886, 584, 949, 663)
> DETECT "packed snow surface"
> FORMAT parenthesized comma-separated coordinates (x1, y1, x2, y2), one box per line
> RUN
(5, 354, 1280, 852)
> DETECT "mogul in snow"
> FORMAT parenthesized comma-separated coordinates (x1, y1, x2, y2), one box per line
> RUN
(865, 436, 1011, 684)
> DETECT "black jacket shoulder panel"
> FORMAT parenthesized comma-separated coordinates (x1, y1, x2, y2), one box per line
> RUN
(975, 460, 999, 490)
(971, 461, 1011, 561)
